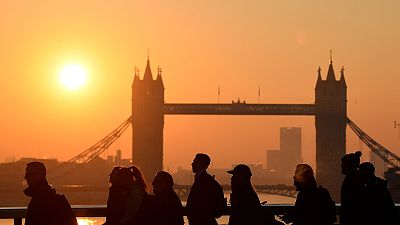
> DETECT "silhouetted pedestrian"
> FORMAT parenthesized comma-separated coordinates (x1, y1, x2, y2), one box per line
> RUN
(359, 162, 399, 225)
(24, 161, 78, 225)
(282, 164, 335, 225)
(228, 164, 274, 225)
(151, 171, 184, 225)
(186, 153, 225, 225)
(103, 166, 125, 225)
(114, 166, 146, 225)
(340, 151, 364, 225)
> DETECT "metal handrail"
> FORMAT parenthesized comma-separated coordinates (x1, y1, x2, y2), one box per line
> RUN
(1, 204, 400, 225)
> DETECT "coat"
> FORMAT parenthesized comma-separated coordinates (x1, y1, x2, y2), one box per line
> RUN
(186, 172, 221, 225)
(152, 189, 184, 225)
(24, 182, 77, 225)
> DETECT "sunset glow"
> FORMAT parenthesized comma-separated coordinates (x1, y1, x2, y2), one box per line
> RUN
(59, 64, 87, 91)
(0, 0, 399, 172)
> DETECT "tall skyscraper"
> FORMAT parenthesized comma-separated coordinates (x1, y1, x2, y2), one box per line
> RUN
(266, 127, 302, 183)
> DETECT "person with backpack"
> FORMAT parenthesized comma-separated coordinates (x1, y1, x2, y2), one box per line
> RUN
(227, 164, 274, 225)
(359, 162, 399, 225)
(282, 164, 336, 225)
(23, 161, 78, 225)
(151, 171, 184, 225)
(186, 153, 226, 225)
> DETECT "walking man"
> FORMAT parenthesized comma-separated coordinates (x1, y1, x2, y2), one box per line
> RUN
(24, 161, 77, 225)
(186, 153, 225, 225)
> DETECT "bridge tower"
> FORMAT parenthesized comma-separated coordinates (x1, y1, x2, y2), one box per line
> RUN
(315, 58, 347, 201)
(132, 59, 164, 183)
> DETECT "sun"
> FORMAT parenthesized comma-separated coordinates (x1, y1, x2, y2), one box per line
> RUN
(59, 63, 87, 90)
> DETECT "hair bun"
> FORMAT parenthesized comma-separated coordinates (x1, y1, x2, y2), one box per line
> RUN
(355, 151, 362, 158)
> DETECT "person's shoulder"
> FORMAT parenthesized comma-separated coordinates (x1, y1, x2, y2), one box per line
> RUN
(317, 185, 333, 197)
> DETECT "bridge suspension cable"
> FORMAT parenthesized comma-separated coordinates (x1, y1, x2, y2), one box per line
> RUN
(49, 116, 132, 179)
(347, 118, 400, 169)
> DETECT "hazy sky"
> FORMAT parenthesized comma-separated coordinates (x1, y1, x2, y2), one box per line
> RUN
(1, 0, 399, 171)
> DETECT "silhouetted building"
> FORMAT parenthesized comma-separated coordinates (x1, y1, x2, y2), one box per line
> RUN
(132, 59, 164, 184)
(266, 128, 302, 183)
(315, 58, 347, 201)
(266, 149, 282, 171)
(281, 127, 302, 170)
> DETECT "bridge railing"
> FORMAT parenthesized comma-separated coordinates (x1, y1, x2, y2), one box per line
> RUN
(1, 204, 400, 225)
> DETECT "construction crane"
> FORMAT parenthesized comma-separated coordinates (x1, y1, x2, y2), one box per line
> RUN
(347, 118, 400, 169)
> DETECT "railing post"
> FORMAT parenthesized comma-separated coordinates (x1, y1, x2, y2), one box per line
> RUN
(14, 218, 22, 225)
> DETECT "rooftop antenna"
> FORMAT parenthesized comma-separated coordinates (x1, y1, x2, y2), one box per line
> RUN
(395, 120, 400, 145)
(147, 49, 150, 61)
(258, 85, 261, 104)
(218, 85, 220, 104)
(330, 49, 333, 64)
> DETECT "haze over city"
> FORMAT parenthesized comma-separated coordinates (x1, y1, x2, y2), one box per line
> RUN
(1, 0, 399, 172)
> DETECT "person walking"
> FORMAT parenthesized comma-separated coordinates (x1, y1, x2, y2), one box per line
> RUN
(340, 151, 364, 225)
(359, 162, 399, 225)
(24, 161, 78, 225)
(114, 166, 146, 225)
(227, 164, 274, 225)
(282, 164, 336, 225)
(103, 166, 125, 225)
(151, 171, 184, 225)
(186, 153, 225, 225)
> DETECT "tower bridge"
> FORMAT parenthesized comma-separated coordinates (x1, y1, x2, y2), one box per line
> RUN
(132, 57, 346, 200)
(51, 56, 400, 202)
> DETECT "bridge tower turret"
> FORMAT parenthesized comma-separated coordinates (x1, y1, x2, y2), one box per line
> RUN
(315, 58, 347, 201)
(132, 59, 164, 184)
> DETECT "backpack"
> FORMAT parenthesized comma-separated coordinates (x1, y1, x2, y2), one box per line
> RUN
(211, 177, 227, 218)
(316, 186, 336, 224)
(54, 194, 78, 225)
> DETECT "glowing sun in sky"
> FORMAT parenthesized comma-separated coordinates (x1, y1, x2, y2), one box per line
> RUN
(59, 63, 87, 90)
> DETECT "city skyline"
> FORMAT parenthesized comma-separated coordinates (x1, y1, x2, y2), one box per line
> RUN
(1, 1, 400, 171)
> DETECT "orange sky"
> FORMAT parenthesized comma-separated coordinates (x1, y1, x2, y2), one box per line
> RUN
(1, 1, 399, 172)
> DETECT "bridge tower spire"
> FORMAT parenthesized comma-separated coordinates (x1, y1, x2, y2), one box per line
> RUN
(315, 57, 347, 201)
(132, 58, 165, 184)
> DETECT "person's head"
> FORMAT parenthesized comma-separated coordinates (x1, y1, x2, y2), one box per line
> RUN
(130, 166, 148, 192)
(359, 162, 376, 182)
(293, 164, 316, 191)
(191, 153, 211, 173)
(152, 171, 174, 195)
(24, 162, 47, 186)
(109, 166, 122, 185)
(115, 167, 134, 188)
(227, 164, 252, 190)
(341, 151, 362, 175)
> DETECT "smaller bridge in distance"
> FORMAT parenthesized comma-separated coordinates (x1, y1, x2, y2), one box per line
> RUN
(174, 184, 297, 199)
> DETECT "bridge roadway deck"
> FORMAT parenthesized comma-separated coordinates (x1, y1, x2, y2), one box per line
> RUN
(1, 205, 400, 225)
(164, 103, 316, 115)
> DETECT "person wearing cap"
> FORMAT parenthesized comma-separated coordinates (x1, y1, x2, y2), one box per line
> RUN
(340, 151, 364, 225)
(151, 171, 184, 225)
(227, 164, 273, 225)
(186, 153, 224, 225)
(24, 161, 78, 225)
(281, 164, 335, 225)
